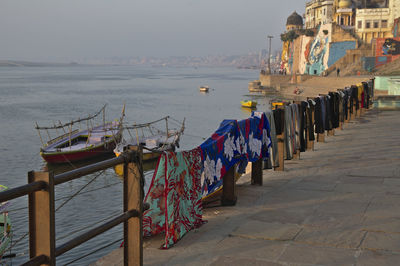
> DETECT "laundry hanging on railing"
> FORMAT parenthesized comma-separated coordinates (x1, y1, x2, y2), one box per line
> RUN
(143, 148, 204, 249)
(200, 113, 271, 198)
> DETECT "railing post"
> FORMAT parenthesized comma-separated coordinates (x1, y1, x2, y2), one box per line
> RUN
(28, 171, 55, 266)
(222, 166, 237, 206)
(124, 146, 144, 266)
(251, 158, 263, 186)
(317, 133, 325, 142)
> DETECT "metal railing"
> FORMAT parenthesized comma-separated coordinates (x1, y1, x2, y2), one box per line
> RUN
(0, 146, 145, 266)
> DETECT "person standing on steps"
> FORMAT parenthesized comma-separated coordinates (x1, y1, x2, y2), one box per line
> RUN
(337, 68, 340, 77)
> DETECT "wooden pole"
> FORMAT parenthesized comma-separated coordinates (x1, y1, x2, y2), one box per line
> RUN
(28, 171, 55, 266)
(275, 136, 285, 171)
(222, 166, 237, 206)
(317, 133, 325, 142)
(251, 158, 263, 186)
(124, 146, 144, 266)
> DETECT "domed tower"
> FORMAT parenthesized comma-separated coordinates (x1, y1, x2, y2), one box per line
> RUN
(286, 11, 303, 31)
(338, 0, 352, 9)
(334, 0, 354, 27)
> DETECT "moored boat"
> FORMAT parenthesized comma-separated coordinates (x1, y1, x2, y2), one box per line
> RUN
(113, 116, 185, 176)
(36, 105, 123, 164)
(0, 185, 12, 260)
(240, 100, 257, 109)
(113, 116, 185, 160)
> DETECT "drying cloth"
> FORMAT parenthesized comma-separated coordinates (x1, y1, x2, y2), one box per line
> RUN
(200, 114, 271, 198)
(143, 148, 204, 249)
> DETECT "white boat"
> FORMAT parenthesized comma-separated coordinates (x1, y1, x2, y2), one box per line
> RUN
(113, 116, 185, 161)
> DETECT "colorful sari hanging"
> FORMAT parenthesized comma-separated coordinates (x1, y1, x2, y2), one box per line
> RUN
(143, 148, 204, 248)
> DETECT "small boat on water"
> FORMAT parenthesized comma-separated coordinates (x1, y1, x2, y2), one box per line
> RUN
(241, 100, 257, 109)
(36, 105, 123, 164)
(113, 116, 185, 176)
(199, 86, 209, 92)
(113, 116, 185, 161)
(0, 185, 12, 260)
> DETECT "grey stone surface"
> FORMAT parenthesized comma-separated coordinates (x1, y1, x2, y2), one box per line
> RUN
(93, 110, 400, 265)
(361, 231, 400, 252)
(231, 220, 302, 241)
(278, 243, 357, 265)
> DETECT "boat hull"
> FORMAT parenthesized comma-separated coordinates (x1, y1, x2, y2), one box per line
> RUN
(240, 101, 257, 108)
(41, 140, 118, 164)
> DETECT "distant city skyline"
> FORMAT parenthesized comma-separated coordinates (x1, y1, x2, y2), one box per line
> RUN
(0, 0, 304, 62)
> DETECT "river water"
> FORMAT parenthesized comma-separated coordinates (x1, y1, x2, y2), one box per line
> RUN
(0, 65, 270, 265)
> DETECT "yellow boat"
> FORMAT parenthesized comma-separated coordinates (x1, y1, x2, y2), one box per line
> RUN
(199, 86, 209, 92)
(271, 102, 284, 109)
(240, 100, 257, 108)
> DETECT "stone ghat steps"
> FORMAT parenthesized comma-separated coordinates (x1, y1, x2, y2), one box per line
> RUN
(297, 76, 372, 89)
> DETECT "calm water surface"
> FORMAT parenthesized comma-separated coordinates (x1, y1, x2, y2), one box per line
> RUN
(0, 65, 269, 265)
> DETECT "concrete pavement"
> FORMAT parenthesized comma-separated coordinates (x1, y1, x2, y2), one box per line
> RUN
(94, 109, 400, 266)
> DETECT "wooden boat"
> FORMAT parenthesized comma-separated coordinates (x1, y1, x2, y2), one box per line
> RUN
(36, 105, 123, 164)
(271, 102, 284, 109)
(240, 100, 257, 109)
(113, 116, 185, 176)
(113, 116, 185, 160)
(199, 86, 209, 92)
(0, 185, 12, 259)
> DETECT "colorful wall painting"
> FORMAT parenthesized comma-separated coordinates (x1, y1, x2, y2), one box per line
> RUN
(375, 37, 400, 68)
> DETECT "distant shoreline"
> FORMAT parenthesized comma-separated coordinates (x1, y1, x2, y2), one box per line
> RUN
(0, 60, 80, 67)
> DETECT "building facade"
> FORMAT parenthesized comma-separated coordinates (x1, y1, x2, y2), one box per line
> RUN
(305, 0, 334, 29)
(355, 0, 400, 43)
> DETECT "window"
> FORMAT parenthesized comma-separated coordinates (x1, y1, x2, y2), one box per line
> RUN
(366, 21, 371, 29)
(358, 20, 362, 29)
(374, 21, 379, 28)
(382, 20, 388, 28)
(323, 9, 326, 15)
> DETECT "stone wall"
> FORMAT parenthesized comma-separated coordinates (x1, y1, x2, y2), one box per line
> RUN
(259, 73, 292, 90)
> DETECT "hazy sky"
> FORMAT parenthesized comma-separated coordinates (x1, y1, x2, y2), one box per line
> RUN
(1, 0, 305, 61)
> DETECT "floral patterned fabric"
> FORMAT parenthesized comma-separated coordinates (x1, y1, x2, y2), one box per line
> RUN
(143, 148, 203, 248)
(200, 113, 271, 198)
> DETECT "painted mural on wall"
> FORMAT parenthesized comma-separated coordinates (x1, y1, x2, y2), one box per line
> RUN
(327, 41, 356, 67)
(375, 37, 400, 68)
(281, 41, 293, 74)
(299, 36, 313, 74)
(304, 24, 332, 75)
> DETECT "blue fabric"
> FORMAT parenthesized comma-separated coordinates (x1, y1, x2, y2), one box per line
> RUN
(199, 113, 271, 198)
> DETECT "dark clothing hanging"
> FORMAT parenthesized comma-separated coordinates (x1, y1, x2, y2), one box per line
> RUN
(273, 109, 284, 135)
(299, 101, 308, 152)
(329, 92, 340, 129)
(324, 96, 333, 131)
(307, 99, 315, 141)
(314, 97, 325, 134)
(351, 85, 359, 111)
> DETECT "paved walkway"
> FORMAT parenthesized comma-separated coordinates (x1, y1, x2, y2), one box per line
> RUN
(95, 109, 400, 265)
